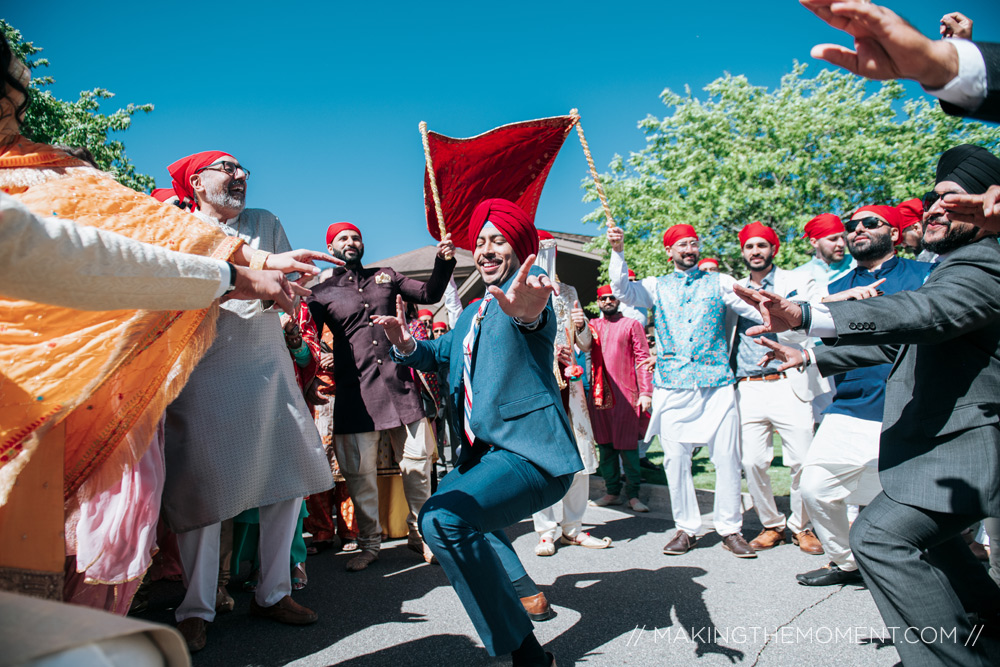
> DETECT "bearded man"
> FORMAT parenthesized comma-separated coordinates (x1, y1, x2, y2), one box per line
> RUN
(162, 151, 334, 651)
(307, 222, 455, 571)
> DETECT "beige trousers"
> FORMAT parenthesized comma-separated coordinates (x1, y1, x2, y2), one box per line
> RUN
(334, 418, 434, 552)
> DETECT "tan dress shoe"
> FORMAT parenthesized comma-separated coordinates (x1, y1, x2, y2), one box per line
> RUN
(520, 592, 556, 621)
(793, 529, 825, 555)
(749, 527, 786, 550)
(177, 617, 207, 653)
(249, 595, 318, 625)
(662, 530, 696, 555)
(721, 533, 758, 558)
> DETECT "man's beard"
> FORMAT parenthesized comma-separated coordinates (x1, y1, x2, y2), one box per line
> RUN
(921, 221, 979, 256)
(332, 246, 364, 267)
(848, 232, 894, 263)
(599, 302, 619, 316)
(204, 185, 245, 212)
(742, 255, 773, 273)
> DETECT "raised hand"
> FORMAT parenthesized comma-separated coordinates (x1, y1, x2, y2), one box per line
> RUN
(369, 295, 414, 353)
(732, 284, 802, 335)
(487, 254, 560, 322)
(607, 226, 624, 252)
(941, 186, 1000, 232)
(800, 1, 959, 89)
(939, 11, 972, 39)
(436, 233, 456, 261)
(754, 337, 806, 372)
(571, 300, 587, 331)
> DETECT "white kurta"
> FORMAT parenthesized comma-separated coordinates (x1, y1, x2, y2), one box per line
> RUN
(162, 208, 333, 533)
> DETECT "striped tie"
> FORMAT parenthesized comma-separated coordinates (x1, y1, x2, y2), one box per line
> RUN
(461, 293, 494, 448)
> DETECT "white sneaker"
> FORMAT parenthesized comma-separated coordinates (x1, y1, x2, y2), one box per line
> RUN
(535, 536, 556, 556)
(628, 498, 650, 513)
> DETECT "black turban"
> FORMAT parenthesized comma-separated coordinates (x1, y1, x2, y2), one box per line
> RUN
(936, 144, 1000, 195)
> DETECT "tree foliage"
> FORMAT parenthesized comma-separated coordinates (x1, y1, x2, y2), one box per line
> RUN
(583, 63, 1000, 280)
(2, 20, 154, 192)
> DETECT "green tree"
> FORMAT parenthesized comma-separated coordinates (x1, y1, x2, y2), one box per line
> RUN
(583, 63, 1000, 280)
(2, 20, 154, 192)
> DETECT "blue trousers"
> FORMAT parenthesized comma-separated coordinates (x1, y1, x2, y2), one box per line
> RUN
(419, 447, 573, 656)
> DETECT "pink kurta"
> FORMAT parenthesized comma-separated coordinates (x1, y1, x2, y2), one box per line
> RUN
(588, 314, 653, 450)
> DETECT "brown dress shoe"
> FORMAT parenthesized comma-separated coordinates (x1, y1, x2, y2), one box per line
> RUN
(249, 595, 319, 625)
(721, 533, 757, 558)
(177, 617, 207, 653)
(793, 529, 825, 555)
(662, 531, 696, 555)
(749, 527, 786, 550)
(520, 592, 556, 621)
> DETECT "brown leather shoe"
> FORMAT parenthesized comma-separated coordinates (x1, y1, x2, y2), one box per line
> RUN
(721, 533, 757, 558)
(520, 592, 556, 621)
(249, 595, 318, 625)
(662, 531, 696, 555)
(177, 617, 207, 653)
(792, 529, 825, 555)
(749, 527, 786, 550)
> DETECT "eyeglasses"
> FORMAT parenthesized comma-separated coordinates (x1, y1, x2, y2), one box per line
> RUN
(196, 160, 250, 180)
(921, 190, 961, 210)
(848, 217, 888, 232)
(673, 241, 699, 250)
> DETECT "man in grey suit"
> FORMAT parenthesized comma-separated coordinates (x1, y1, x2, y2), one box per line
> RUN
(734, 144, 1000, 666)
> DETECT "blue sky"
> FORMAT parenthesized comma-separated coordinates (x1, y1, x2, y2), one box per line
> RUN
(7, 1, 998, 261)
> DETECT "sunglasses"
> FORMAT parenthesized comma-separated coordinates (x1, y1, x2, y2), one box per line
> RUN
(598, 295, 617, 302)
(921, 190, 962, 210)
(848, 216, 888, 232)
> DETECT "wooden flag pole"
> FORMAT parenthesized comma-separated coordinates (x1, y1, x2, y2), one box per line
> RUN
(419, 121, 453, 260)
(569, 109, 616, 229)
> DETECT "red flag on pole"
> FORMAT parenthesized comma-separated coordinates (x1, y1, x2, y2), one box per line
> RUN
(423, 115, 579, 251)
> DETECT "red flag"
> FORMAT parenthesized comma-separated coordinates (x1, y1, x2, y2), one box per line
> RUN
(423, 115, 578, 251)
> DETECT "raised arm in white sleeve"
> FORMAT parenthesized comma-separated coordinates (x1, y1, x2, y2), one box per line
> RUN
(1, 192, 228, 311)
(609, 249, 655, 309)
(444, 276, 464, 328)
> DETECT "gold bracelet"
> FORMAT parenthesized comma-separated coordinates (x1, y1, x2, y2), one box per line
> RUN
(250, 249, 270, 271)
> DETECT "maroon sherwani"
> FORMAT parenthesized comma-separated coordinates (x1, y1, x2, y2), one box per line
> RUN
(307, 257, 454, 434)
(588, 313, 653, 450)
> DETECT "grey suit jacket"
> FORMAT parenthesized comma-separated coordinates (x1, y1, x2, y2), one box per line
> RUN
(815, 237, 1000, 516)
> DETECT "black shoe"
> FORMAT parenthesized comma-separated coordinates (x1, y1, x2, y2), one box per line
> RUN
(796, 562, 864, 586)
(639, 457, 658, 470)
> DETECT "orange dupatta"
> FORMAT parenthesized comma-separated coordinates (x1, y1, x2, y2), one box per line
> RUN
(0, 139, 243, 504)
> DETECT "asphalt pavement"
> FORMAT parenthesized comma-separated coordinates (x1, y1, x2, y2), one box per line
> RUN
(135, 478, 998, 666)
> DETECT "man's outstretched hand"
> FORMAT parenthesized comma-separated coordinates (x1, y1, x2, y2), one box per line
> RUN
(755, 337, 806, 372)
(732, 284, 803, 335)
(800, 0, 960, 89)
(941, 186, 1000, 232)
(226, 265, 309, 314)
(488, 254, 560, 323)
(369, 295, 415, 354)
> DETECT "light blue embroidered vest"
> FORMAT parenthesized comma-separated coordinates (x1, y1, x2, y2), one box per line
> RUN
(651, 270, 733, 389)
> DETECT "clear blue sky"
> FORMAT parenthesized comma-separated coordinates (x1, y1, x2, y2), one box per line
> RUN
(7, 1, 998, 261)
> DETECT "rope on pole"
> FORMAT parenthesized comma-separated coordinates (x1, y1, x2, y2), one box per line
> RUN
(570, 108, 615, 229)
(419, 120, 452, 259)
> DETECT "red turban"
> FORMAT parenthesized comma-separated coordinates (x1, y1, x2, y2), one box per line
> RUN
(738, 221, 780, 253)
(417, 309, 433, 319)
(802, 214, 844, 240)
(627, 269, 636, 279)
(432, 322, 448, 331)
(698, 257, 719, 269)
(167, 151, 231, 209)
(469, 198, 538, 262)
(896, 198, 923, 230)
(537, 229, 554, 241)
(851, 204, 904, 233)
(326, 222, 362, 246)
(662, 224, 698, 248)
(151, 188, 176, 202)
(597, 284, 613, 297)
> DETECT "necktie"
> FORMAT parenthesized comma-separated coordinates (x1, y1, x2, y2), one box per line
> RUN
(461, 293, 494, 448)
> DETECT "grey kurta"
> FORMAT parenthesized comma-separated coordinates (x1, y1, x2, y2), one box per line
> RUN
(162, 208, 333, 533)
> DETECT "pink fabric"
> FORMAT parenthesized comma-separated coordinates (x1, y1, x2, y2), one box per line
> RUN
(587, 314, 653, 450)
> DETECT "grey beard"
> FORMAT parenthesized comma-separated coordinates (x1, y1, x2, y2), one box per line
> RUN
(849, 233, 894, 263)
(204, 188, 245, 212)
(921, 224, 980, 256)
